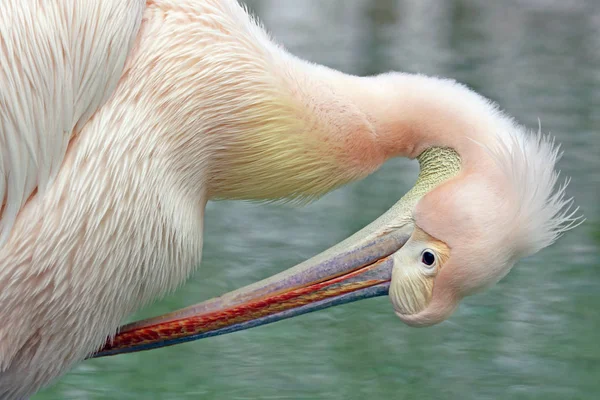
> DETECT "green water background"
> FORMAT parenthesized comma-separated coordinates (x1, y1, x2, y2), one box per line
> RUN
(38, 1, 600, 398)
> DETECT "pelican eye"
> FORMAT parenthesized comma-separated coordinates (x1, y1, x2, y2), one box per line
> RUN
(421, 250, 436, 267)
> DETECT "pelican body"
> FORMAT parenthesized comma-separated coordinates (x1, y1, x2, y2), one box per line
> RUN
(0, 1, 578, 398)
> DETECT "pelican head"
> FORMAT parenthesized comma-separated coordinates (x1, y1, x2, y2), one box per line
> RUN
(389, 131, 576, 326)
(330, 72, 581, 327)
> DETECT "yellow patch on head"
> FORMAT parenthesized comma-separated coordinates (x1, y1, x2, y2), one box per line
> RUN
(389, 226, 450, 316)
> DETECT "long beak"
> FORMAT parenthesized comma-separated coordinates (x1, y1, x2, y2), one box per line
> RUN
(90, 218, 412, 358)
(89, 148, 459, 358)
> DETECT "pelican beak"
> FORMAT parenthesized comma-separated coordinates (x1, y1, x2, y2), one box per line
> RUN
(91, 222, 412, 358)
(90, 147, 461, 359)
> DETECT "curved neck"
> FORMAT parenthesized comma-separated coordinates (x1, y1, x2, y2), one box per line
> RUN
(298, 62, 513, 162)
(118, 1, 512, 204)
(201, 55, 505, 202)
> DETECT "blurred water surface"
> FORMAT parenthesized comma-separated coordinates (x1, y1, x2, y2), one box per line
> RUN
(38, 1, 600, 399)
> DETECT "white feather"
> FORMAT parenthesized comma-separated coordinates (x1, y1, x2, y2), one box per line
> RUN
(483, 125, 583, 258)
(0, 0, 145, 246)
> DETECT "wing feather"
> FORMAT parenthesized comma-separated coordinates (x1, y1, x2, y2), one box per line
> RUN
(0, 0, 145, 245)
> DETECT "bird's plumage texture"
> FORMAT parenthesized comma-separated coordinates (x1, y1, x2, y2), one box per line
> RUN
(484, 129, 580, 257)
(0, 0, 145, 247)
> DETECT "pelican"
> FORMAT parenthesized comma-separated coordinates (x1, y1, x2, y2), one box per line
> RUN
(0, 0, 580, 398)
